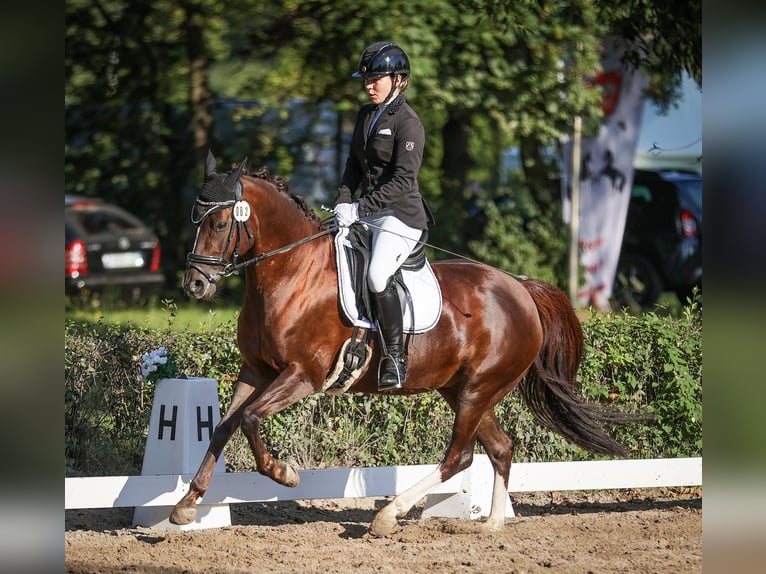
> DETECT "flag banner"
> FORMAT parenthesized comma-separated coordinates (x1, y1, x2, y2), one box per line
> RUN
(562, 37, 649, 310)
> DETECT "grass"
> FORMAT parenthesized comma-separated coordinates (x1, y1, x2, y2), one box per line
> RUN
(66, 298, 241, 331)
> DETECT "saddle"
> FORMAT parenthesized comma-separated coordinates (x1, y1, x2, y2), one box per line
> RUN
(334, 225, 442, 332)
(323, 224, 442, 394)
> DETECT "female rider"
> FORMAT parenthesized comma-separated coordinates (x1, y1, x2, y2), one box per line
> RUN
(333, 41, 432, 391)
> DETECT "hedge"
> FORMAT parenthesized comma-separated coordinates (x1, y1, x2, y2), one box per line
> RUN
(65, 301, 701, 477)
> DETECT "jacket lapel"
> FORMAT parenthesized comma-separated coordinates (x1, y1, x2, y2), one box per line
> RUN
(363, 107, 376, 145)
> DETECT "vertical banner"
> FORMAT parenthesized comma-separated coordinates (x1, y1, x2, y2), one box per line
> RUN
(562, 37, 649, 310)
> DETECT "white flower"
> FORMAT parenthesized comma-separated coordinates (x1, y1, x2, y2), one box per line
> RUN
(140, 347, 176, 382)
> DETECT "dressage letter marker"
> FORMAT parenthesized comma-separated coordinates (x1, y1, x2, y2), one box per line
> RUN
(133, 378, 230, 530)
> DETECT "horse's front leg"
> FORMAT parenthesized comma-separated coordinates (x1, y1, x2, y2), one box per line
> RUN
(240, 363, 317, 487)
(169, 375, 257, 525)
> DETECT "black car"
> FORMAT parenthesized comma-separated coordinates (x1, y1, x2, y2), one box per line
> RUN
(613, 169, 702, 308)
(65, 196, 164, 303)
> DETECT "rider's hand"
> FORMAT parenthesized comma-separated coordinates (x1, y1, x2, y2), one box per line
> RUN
(333, 202, 359, 227)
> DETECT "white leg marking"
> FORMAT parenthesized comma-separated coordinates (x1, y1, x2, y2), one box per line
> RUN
(370, 467, 445, 536)
(484, 468, 509, 530)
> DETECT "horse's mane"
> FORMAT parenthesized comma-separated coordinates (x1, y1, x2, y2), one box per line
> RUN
(245, 165, 321, 224)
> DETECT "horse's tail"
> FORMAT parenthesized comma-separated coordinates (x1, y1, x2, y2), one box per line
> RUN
(519, 279, 632, 457)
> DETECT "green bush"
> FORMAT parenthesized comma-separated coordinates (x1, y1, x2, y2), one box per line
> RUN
(467, 196, 570, 288)
(65, 299, 701, 477)
(579, 301, 703, 458)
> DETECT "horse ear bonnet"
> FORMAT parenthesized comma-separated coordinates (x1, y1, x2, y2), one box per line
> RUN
(199, 173, 234, 203)
(198, 157, 247, 203)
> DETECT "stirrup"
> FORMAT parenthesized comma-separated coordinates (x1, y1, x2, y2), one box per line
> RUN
(377, 354, 406, 392)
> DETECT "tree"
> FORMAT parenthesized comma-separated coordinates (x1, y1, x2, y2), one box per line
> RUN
(194, 0, 702, 256)
(66, 0, 232, 289)
(603, 0, 702, 99)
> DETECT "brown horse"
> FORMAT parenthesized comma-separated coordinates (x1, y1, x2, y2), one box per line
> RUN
(170, 152, 632, 536)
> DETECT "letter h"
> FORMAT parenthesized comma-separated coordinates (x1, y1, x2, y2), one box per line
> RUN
(157, 404, 177, 441)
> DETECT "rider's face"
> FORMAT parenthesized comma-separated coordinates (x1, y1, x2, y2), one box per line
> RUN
(364, 75, 396, 105)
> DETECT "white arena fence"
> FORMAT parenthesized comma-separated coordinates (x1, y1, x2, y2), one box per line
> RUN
(65, 456, 701, 513)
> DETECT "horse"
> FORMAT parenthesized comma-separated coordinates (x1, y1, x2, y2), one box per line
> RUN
(170, 152, 634, 536)
(599, 149, 627, 192)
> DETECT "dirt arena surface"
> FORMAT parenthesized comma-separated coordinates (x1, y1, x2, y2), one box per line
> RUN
(65, 487, 701, 574)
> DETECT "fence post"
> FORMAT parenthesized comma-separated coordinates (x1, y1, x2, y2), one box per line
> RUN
(132, 377, 231, 530)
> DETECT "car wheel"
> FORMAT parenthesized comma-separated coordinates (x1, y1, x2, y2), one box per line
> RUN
(613, 254, 664, 309)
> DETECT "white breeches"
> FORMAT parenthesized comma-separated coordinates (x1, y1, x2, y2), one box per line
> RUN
(365, 214, 423, 293)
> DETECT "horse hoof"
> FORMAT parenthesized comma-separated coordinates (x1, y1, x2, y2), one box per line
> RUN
(282, 464, 300, 488)
(369, 511, 398, 537)
(482, 518, 504, 532)
(169, 505, 197, 525)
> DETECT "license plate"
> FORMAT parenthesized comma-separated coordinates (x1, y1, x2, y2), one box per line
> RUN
(102, 251, 145, 269)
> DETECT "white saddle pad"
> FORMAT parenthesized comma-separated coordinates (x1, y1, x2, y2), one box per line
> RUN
(334, 227, 442, 334)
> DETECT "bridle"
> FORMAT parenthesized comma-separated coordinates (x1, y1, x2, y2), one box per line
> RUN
(186, 183, 253, 283)
(186, 179, 336, 284)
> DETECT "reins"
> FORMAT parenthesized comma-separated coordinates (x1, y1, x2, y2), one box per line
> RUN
(233, 226, 337, 272)
(187, 196, 528, 283)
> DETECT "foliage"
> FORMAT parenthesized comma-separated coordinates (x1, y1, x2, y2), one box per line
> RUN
(579, 298, 703, 457)
(603, 0, 702, 89)
(64, 316, 242, 475)
(65, 301, 701, 477)
(466, 185, 570, 288)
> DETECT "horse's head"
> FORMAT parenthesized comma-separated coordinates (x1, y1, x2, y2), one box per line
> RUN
(184, 151, 253, 299)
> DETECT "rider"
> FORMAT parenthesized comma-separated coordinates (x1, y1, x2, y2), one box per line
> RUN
(333, 41, 432, 392)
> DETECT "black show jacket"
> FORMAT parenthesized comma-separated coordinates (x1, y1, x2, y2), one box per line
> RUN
(337, 95, 431, 230)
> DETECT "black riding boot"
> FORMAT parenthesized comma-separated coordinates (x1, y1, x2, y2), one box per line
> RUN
(371, 282, 407, 391)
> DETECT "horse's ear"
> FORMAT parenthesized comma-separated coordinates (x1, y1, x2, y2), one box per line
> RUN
(224, 156, 248, 192)
(205, 150, 217, 179)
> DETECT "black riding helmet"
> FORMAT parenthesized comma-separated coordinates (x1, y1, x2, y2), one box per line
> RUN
(352, 41, 410, 79)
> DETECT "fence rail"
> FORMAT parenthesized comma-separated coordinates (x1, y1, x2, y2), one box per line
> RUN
(65, 456, 702, 510)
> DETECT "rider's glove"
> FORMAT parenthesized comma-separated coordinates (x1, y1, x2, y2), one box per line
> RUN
(333, 202, 359, 227)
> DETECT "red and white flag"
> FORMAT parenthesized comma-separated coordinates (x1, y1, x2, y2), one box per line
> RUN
(562, 37, 649, 310)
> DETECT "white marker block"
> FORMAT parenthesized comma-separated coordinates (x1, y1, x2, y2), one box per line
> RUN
(133, 377, 230, 530)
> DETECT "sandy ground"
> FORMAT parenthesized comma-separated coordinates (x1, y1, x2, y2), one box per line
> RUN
(65, 487, 700, 573)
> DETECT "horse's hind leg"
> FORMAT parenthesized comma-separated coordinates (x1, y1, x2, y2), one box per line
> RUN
(367, 387, 514, 536)
(369, 387, 493, 536)
(169, 380, 256, 525)
(438, 387, 514, 530)
(474, 412, 514, 530)
(368, 460, 450, 537)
